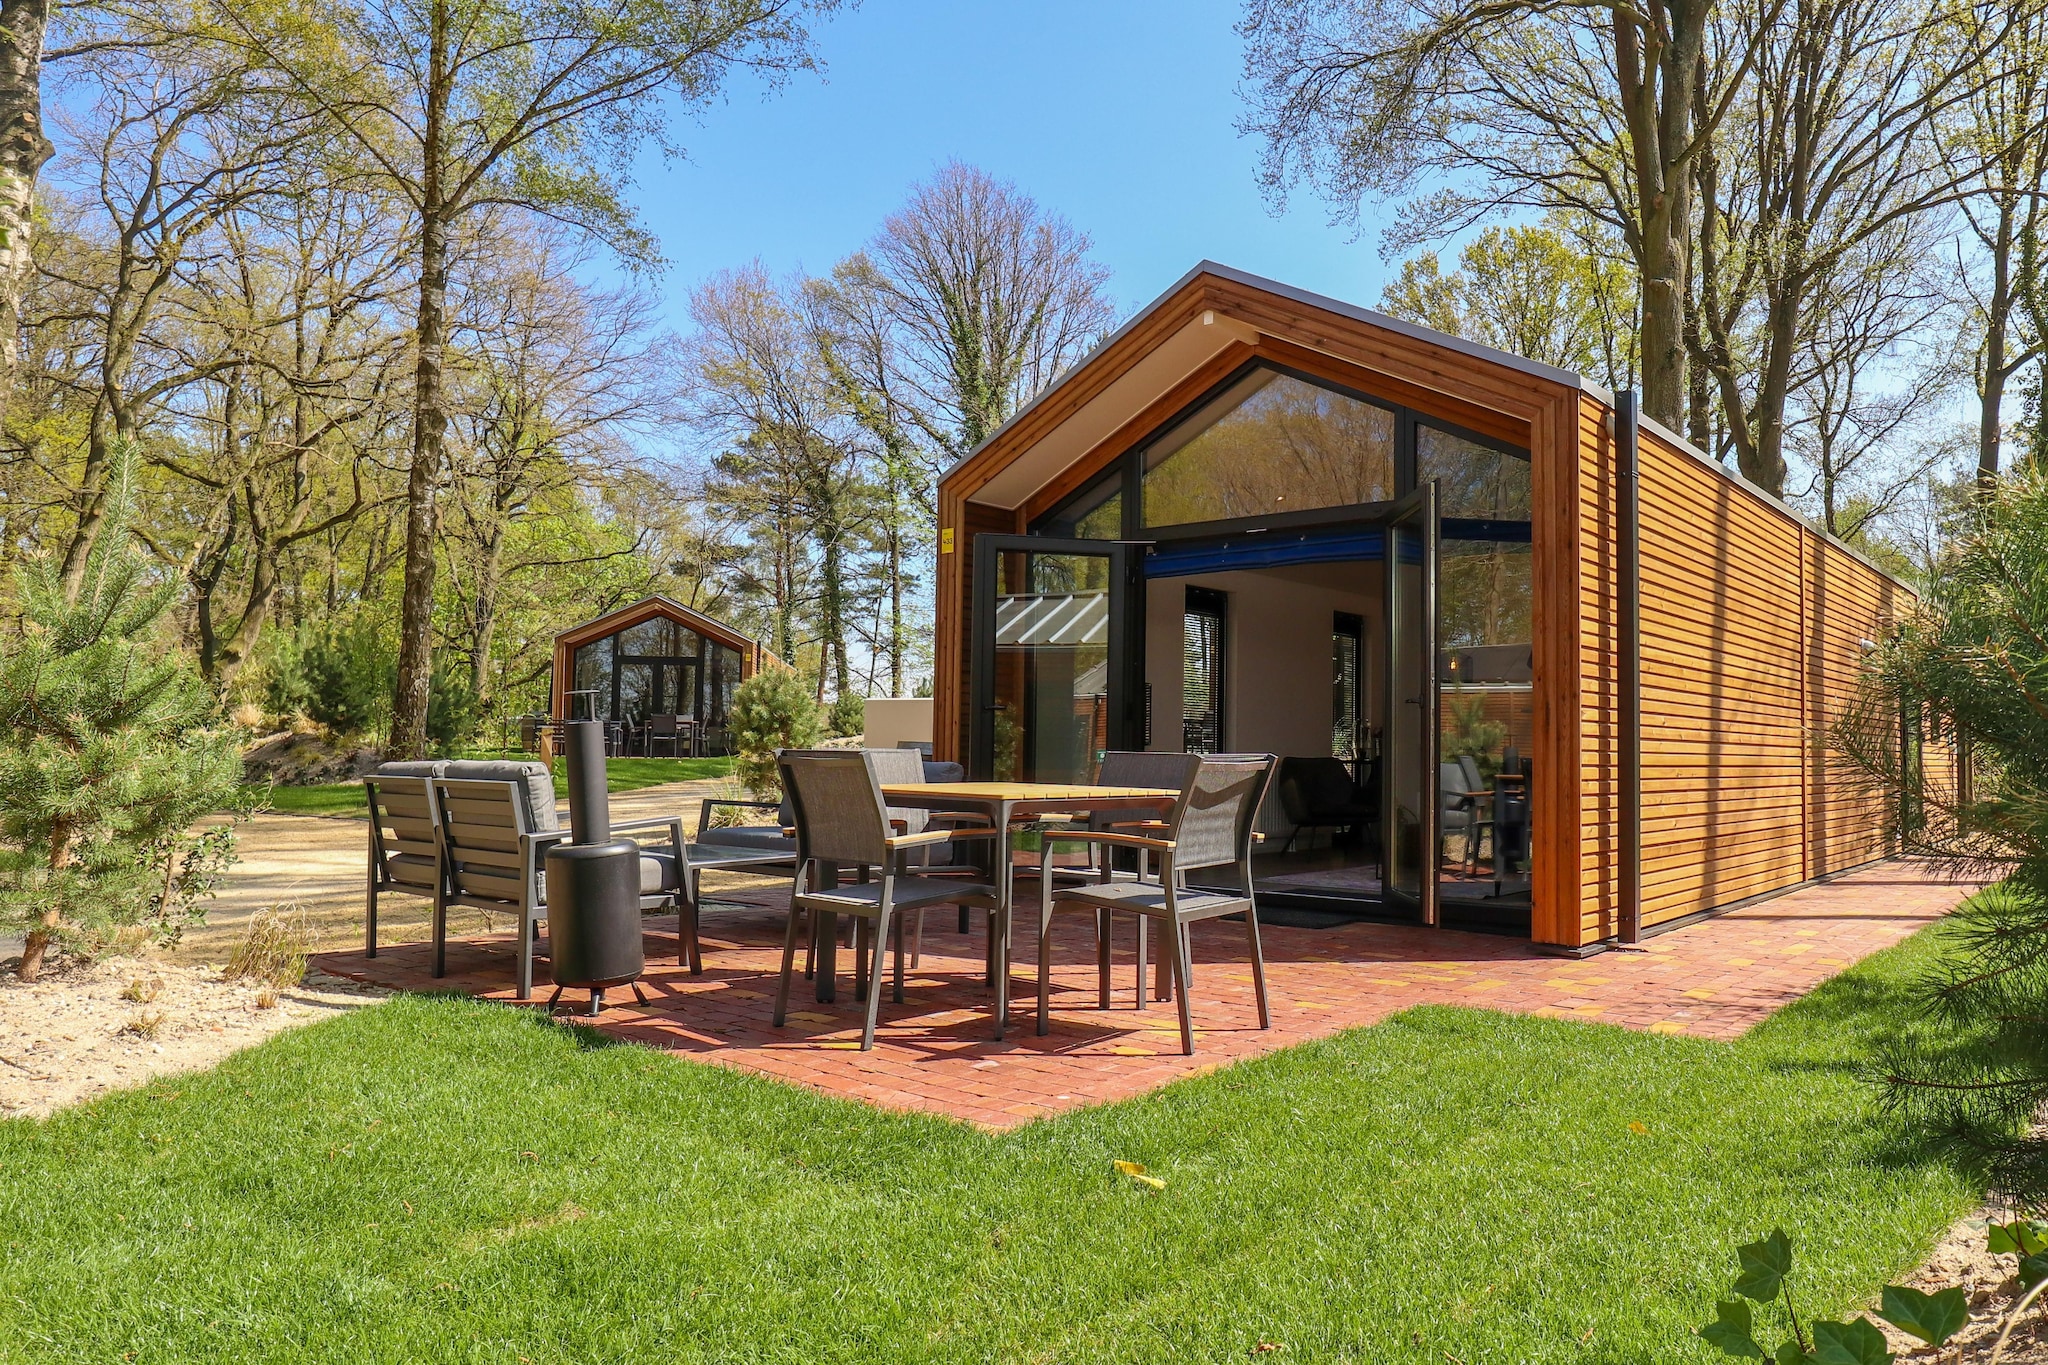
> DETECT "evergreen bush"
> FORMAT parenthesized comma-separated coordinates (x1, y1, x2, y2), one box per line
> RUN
(729, 668, 823, 798)
(0, 451, 248, 979)
(1831, 470, 2048, 1209)
(826, 692, 865, 739)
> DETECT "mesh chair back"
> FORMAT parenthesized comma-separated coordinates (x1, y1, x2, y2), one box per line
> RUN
(1094, 751, 1200, 830)
(1457, 754, 1486, 794)
(1170, 754, 1276, 871)
(864, 746, 930, 836)
(434, 778, 538, 905)
(780, 751, 892, 867)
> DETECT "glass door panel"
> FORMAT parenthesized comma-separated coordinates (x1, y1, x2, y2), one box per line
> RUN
(1383, 483, 1439, 924)
(972, 536, 1132, 783)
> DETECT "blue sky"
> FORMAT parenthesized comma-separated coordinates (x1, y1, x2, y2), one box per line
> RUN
(629, 0, 1399, 329)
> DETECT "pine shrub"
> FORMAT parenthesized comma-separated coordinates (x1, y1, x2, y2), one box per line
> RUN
(0, 451, 248, 979)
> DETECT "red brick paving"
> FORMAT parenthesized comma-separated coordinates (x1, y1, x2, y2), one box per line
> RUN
(312, 860, 1975, 1129)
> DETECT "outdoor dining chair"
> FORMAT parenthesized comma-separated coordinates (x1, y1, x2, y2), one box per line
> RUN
(772, 750, 1002, 1050)
(1033, 753, 1277, 1055)
(364, 760, 448, 959)
(644, 714, 683, 758)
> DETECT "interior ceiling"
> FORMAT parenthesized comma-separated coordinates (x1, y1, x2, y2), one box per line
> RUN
(969, 312, 1256, 510)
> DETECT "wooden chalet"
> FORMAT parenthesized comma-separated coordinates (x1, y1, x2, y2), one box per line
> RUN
(932, 262, 1923, 954)
(550, 596, 772, 756)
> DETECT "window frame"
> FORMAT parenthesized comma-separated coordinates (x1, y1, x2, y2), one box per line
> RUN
(1028, 359, 1529, 543)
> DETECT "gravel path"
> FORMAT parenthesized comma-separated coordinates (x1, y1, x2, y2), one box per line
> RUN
(185, 776, 733, 957)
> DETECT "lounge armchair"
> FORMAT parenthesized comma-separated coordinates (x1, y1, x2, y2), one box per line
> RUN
(1274, 756, 1378, 855)
(364, 760, 448, 958)
(429, 760, 685, 1000)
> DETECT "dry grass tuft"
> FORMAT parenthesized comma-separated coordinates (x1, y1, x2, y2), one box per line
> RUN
(121, 1010, 165, 1039)
(254, 987, 279, 1010)
(120, 977, 162, 1004)
(225, 904, 309, 990)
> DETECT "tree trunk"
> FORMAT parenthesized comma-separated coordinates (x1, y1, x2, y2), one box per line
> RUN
(1977, 195, 2018, 494)
(17, 909, 59, 980)
(388, 0, 451, 761)
(0, 0, 50, 408)
(1615, 0, 1705, 429)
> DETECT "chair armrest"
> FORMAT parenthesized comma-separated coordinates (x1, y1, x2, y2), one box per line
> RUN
(611, 815, 686, 842)
(518, 829, 571, 849)
(885, 827, 998, 850)
(1043, 829, 1176, 853)
(924, 811, 990, 828)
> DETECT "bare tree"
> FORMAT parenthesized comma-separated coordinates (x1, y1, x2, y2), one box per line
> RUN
(225, 0, 836, 756)
(1239, 0, 1778, 428)
(440, 222, 667, 710)
(1943, 2, 2048, 489)
(856, 162, 1116, 463)
(0, 0, 52, 404)
(31, 28, 315, 597)
(1782, 224, 1961, 538)
(1689, 0, 2030, 494)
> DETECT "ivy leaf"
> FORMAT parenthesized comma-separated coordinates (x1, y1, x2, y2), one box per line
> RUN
(1774, 1344, 1813, 1365)
(2022, 1251, 2048, 1290)
(1735, 1229, 1795, 1302)
(1698, 1300, 1765, 1359)
(1877, 1284, 1967, 1347)
(1991, 1221, 2048, 1257)
(1810, 1317, 1894, 1365)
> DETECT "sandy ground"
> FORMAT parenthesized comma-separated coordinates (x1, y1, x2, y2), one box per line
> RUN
(182, 775, 733, 958)
(0, 776, 731, 1118)
(1868, 1207, 2048, 1362)
(0, 954, 386, 1119)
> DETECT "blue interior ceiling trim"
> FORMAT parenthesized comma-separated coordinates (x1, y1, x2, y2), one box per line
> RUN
(1143, 527, 1384, 577)
(1442, 518, 1533, 543)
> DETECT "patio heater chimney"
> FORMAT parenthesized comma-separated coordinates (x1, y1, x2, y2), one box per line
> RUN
(545, 720, 649, 1015)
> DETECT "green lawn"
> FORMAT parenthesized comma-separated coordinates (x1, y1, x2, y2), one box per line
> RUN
(0, 923, 1977, 1364)
(248, 755, 736, 818)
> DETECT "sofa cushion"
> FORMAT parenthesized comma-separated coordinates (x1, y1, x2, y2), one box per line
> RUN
(374, 760, 448, 778)
(444, 760, 558, 831)
(922, 760, 965, 784)
(697, 824, 798, 855)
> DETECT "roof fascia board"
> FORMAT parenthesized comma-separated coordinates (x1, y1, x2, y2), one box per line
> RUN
(941, 260, 1609, 492)
(554, 594, 761, 651)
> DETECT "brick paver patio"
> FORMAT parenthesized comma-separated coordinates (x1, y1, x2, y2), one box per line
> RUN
(313, 859, 1974, 1129)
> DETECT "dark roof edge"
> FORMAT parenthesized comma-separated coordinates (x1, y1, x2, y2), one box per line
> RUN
(1634, 411, 1918, 597)
(941, 260, 1603, 490)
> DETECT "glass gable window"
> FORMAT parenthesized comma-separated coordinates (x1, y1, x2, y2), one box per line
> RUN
(1419, 422, 1530, 520)
(1142, 368, 1395, 527)
(1043, 469, 1123, 540)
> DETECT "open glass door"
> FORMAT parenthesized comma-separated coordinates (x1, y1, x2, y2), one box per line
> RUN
(1383, 482, 1440, 924)
(971, 535, 1135, 782)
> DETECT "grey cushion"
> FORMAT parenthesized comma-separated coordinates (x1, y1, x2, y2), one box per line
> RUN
(636, 849, 680, 894)
(445, 760, 558, 832)
(374, 760, 448, 778)
(385, 852, 437, 888)
(922, 760, 964, 784)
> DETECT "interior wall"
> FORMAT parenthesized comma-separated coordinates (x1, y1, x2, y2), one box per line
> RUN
(1145, 561, 1384, 767)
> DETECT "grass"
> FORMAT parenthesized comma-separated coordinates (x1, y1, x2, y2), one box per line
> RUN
(0, 922, 1978, 1364)
(246, 755, 736, 818)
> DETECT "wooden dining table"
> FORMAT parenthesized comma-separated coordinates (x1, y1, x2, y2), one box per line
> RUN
(830, 781, 1182, 1031)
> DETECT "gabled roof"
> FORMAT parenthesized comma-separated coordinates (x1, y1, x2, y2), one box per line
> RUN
(553, 594, 763, 657)
(942, 260, 1602, 489)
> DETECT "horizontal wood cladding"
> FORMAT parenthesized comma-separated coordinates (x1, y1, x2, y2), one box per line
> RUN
(1609, 419, 1907, 934)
